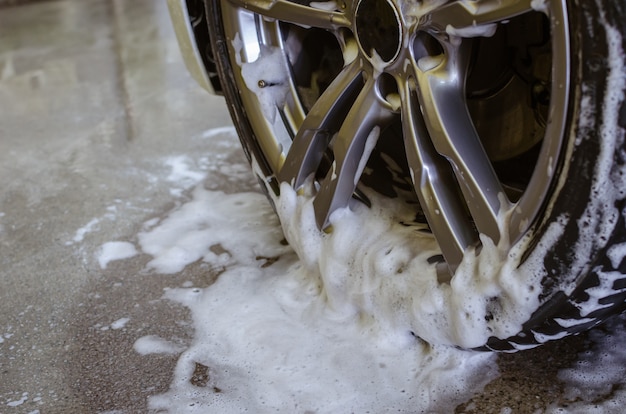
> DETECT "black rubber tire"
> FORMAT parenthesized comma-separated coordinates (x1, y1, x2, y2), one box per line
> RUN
(204, 0, 626, 351)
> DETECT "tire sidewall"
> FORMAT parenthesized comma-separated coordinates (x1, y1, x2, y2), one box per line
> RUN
(485, 0, 626, 350)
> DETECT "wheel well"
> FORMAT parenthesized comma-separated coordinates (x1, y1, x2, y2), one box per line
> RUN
(187, 0, 223, 93)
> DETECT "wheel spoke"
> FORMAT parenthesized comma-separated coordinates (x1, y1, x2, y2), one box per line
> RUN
(226, 0, 351, 30)
(278, 61, 365, 188)
(413, 49, 511, 243)
(313, 77, 395, 228)
(427, 0, 534, 33)
(400, 80, 476, 268)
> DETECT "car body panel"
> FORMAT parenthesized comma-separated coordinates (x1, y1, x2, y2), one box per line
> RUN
(167, 0, 217, 94)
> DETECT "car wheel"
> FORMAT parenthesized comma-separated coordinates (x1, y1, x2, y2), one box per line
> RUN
(203, 0, 626, 350)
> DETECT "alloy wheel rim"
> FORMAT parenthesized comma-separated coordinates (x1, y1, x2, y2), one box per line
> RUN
(220, 0, 570, 272)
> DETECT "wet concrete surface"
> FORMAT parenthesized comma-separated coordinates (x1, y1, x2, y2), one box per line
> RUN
(0, 1, 242, 411)
(0, 0, 622, 413)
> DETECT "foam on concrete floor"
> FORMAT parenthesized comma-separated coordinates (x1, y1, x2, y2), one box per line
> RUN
(1, 0, 625, 413)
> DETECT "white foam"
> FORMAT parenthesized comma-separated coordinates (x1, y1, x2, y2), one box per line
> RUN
(130, 5, 626, 411)
(110, 317, 130, 330)
(607, 242, 626, 269)
(240, 46, 289, 123)
(165, 155, 207, 195)
(137, 188, 497, 412)
(6, 392, 28, 407)
(531, 0, 549, 14)
(273, 180, 552, 348)
(309, 1, 337, 11)
(134, 335, 186, 356)
(66, 204, 121, 245)
(201, 126, 237, 140)
(446, 23, 498, 39)
(547, 314, 626, 412)
(355, 127, 380, 185)
(68, 217, 100, 244)
(97, 241, 138, 269)
(137, 187, 289, 274)
(417, 55, 443, 72)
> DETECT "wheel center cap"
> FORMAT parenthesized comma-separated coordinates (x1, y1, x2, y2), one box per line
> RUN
(355, 0, 402, 63)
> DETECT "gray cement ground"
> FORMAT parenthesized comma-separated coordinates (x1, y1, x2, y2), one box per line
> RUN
(0, 0, 621, 413)
(0, 1, 244, 411)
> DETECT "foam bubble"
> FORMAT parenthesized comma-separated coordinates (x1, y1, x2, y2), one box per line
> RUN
(131, 186, 498, 412)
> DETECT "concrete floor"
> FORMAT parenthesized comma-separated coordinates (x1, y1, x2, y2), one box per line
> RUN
(0, 1, 250, 411)
(0, 0, 622, 413)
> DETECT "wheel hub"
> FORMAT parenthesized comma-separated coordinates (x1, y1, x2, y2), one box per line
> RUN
(355, 0, 402, 63)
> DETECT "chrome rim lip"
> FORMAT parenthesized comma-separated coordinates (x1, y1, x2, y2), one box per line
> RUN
(219, 0, 570, 269)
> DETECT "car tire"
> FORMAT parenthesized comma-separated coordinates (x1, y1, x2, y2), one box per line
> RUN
(203, 0, 626, 350)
